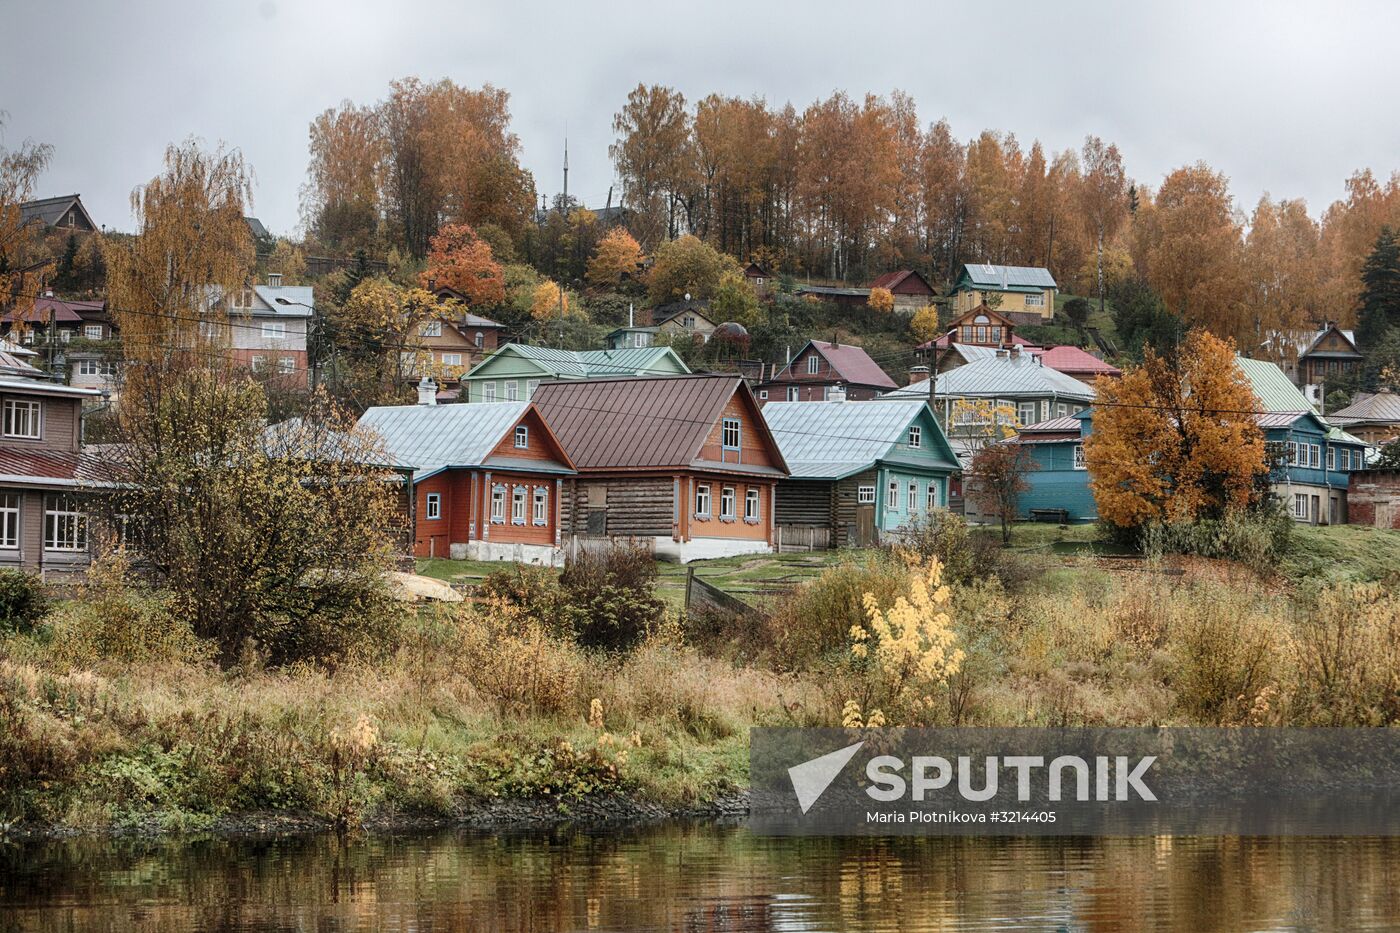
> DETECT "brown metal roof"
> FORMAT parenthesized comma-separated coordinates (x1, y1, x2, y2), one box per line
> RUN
(530, 373, 785, 473)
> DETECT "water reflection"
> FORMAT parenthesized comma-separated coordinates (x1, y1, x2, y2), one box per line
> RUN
(2, 823, 1398, 931)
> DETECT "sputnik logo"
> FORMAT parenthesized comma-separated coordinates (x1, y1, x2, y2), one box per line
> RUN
(788, 741, 864, 813)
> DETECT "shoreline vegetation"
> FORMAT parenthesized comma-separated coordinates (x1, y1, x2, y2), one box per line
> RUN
(4, 520, 1400, 840)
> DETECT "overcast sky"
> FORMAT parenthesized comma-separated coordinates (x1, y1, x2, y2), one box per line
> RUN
(4, 0, 1398, 237)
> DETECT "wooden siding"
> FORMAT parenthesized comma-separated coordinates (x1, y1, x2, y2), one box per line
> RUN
(486, 408, 568, 464)
(0, 393, 80, 453)
(698, 395, 780, 469)
(775, 479, 832, 527)
(689, 478, 771, 541)
(563, 476, 675, 538)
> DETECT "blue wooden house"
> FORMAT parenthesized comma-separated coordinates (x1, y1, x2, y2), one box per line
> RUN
(1006, 357, 1370, 525)
(763, 398, 960, 548)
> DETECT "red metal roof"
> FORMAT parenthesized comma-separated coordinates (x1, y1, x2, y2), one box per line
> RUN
(1, 295, 104, 324)
(868, 270, 935, 295)
(1036, 345, 1120, 377)
(776, 340, 897, 389)
(530, 374, 785, 473)
(0, 447, 108, 485)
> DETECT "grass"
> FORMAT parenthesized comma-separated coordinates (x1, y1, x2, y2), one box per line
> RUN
(1280, 523, 1400, 585)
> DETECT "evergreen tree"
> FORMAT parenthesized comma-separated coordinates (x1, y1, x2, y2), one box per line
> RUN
(1110, 276, 1185, 361)
(1357, 227, 1400, 350)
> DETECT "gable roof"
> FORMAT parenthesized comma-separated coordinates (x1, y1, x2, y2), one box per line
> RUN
(1330, 390, 1400, 425)
(357, 400, 573, 478)
(1, 294, 102, 324)
(531, 374, 787, 475)
(868, 269, 935, 294)
(475, 343, 689, 380)
(1235, 355, 1315, 414)
(245, 217, 270, 240)
(19, 194, 96, 230)
(885, 352, 1096, 401)
(743, 261, 771, 277)
(651, 300, 716, 327)
(1299, 324, 1361, 360)
(957, 263, 1057, 291)
(1014, 414, 1087, 444)
(1037, 345, 1121, 377)
(251, 285, 314, 317)
(762, 399, 957, 479)
(773, 340, 897, 389)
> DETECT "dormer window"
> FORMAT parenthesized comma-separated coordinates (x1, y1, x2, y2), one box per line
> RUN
(514, 425, 529, 449)
(908, 425, 922, 448)
(420, 320, 443, 338)
(807, 355, 819, 375)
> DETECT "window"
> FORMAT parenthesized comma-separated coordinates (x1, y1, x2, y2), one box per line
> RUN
(908, 481, 918, 512)
(442, 353, 462, 367)
(745, 488, 760, 522)
(0, 492, 18, 548)
(490, 485, 506, 523)
(720, 486, 736, 521)
(199, 320, 222, 341)
(722, 418, 741, 450)
(1327, 448, 1336, 471)
(77, 359, 113, 377)
(807, 355, 819, 375)
(908, 426, 922, 448)
(425, 493, 442, 520)
(232, 289, 253, 309)
(3, 399, 41, 439)
(976, 325, 988, 343)
(1309, 444, 1321, 468)
(1288, 441, 1300, 466)
(419, 320, 442, 337)
(250, 355, 266, 372)
(483, 382, 497, 402)
(857, 485, 876, 504)
(759, 390, 768, 400)
(44, 494, 86, 552)
(886, 480, 899, 510)
(526, 380, 540, 399)
(474, 331, 484, 348)
(532, 486, 548, 525)
(278, 357, 295, 374)
(683, 314, 696, 327)
(1073, 444, 1087, 470)
(505, 381, 519, 402)
(787, 386, 799, 402)
(1293, 493, 1310, 520)
(695, 484, 711, 518)
(511, 485, 527, 524)
(83, 324, 102, 339)
(261, 321, 286, 340)
(927, 483, 939, 510)
(1017, 401, 1038, 425)
(1056, 403, 1070, 417)
(514, 425, 529, 449)
(1026, 293, 1045, 307)
(1340, 449, 1350, 471)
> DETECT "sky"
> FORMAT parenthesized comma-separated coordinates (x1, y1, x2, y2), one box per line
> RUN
(4, 0, 1399, 237)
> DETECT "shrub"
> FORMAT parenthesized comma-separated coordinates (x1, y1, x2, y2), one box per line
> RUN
(0, 569, 47, 635)
(559, 543, 664, 652)
(761, 552, 910, 669)
(1291, 583, 1400, 725)
(1135, 505, 1292, 572)
(456, 600, 585, 715)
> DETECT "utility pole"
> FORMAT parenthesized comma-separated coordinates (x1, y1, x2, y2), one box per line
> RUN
(562, 135, 569, 207)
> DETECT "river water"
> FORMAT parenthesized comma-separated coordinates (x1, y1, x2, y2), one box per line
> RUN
(3, 823, 1398, 931)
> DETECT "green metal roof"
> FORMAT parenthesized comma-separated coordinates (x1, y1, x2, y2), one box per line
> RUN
(1234, 355, 1314, 414)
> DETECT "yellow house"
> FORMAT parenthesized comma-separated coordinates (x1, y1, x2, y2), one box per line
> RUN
(950, 263, 1057, 325)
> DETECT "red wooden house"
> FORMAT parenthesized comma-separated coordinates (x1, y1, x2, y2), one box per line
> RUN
(756, 339, 897, 403)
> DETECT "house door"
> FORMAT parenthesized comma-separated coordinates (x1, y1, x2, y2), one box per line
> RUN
(855, 505, 876, 547)
(1329, 495, 1341, 526)
(1311, 495, 1321, 525)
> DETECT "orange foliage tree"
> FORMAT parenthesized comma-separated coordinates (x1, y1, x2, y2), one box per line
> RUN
(586, 227, 644, 288)
(867, 287, 894, 313)
(421, 224, 505, 306)
(1085, 330, 1267, 529)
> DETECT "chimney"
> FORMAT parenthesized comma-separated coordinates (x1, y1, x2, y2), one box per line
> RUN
(267, 272, 282, 288)
(996, 348, 1009, 359)
(827, 384, 847, 403)
(417, 376, 438, 406)
(43, 288, 54, 298)
(1000, 267, 1008, 289)
(1009, 344, 1022, 359)
(908, 365, 930, 385)
(628, 303, 634, 327)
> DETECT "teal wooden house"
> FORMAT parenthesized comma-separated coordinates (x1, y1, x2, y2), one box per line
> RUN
(460, 343, 689, 403)
(1006, 356, 1370, 525)
(763, 398, 960, 548)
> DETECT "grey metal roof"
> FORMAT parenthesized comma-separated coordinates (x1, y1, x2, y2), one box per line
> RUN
(252, 285, 315, 317)
(960, 263, 1057, 289)
(1331, 391, 1400, 425)
(491, 343, 687, 379)
(762, 399, 955, 479)
(357, 401, 538, 474)
(883, 353, 1096, 402)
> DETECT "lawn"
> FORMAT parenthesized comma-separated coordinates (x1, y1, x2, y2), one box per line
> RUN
(1280, 523, 1400, 584)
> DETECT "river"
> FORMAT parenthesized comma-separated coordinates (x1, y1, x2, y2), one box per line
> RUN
(3, 823, 1398, 931)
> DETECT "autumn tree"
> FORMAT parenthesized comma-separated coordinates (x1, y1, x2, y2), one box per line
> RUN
(529, 279, 568, 320)
(302, 101, 383, 250)
(1079, 137, 1128, 313)
(1244, 196, 1321, 348)
(868, 287, 895, 313)
(586, 227, 644, 288)
(266, 239, 307, 284)
(421, 223, 505, 306)
(610, 84, 693, 248)
(968, 442, 1031, 545)
(645, 234, 740, 304)
(0, 117, 53, 318)
(1085, 330, 1267, 530)
(910, 305, 942, 343)
(708, 271, 760, 327)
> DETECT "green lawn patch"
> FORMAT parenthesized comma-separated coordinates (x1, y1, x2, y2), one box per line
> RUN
(1280, 524, 1400, 585)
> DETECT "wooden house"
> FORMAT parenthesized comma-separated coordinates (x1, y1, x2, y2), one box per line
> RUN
(763, 398, 959, 548)
(950, 264, 1057, 325)
(743, 261, 773, 297)
(757, 339, 897, 403)
(460, 343, 690, 403)
(652, 300, 717, 342)
(357, 397, 576, 564)
(868, 270, 937, 311)
(19, 194, 97, 233)
(531, 374, 789, 562)
(402, 288, 508, 396)
(1329, 390, 1400, 445)
(1296, 322, 1363, 388)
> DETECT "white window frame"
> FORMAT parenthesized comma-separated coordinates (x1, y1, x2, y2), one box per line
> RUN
(908, 426, 921, 448)
(786, 386, 799, 401)
(425, 492, 442, 520)
(3, 399, 41, 439)
(744, 488, 760, 523)
(490, 484, 506, 523)
(1327, 448, 1335, 471)
(532, 486, 548, 525)
(720, 486, 737, 521)
(419, 320, 443, 337)
(261, 321, 286, 340)
(908, 481, 918, 512)
(44, 494, 86, 552)
(483, 382, 497, 403)
(526, 379, 540, 399)
(0, 492, 18, 548)
(1018, 401, 1037, 426)
(278, 357, 295, 374)
(442, 353, 462, 367)
(722, 417, 741, 450)
(250, 355, 266, 372)
(927, 483, 939, 510)
(505, 381, 519, 402)
(806, 355, 820, 375)
(695, 484, 711, 519)
(886, 480, 899, 510)
(1073, 444, 1087, 470)
(77, 359, 100, 376)
(514, 425, 529, 449)
(759, 390, 768, 400)
(83, 324, 102, 339)
(1293, 493, 1309, 520)
(511, 485, 527, 525)
(857, 485, 876, 504)
(1025, 293, 1045, 307)
(474, 331, 484, 348)
(1309, 444, 1321, 469)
